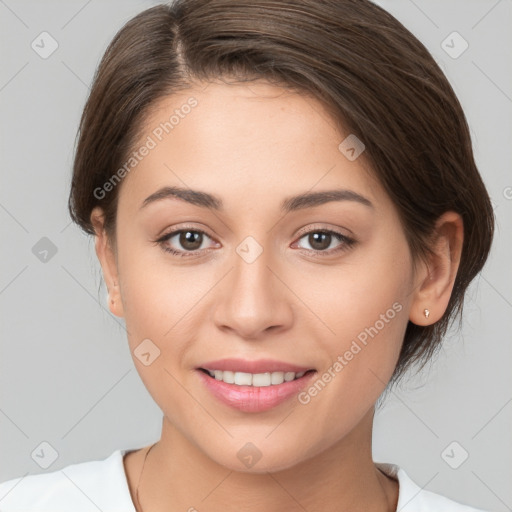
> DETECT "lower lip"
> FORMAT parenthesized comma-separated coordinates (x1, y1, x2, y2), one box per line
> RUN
(197, 370, 316, 413)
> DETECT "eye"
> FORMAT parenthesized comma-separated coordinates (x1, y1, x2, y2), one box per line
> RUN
(293, 228, 356, 256)
(155, 227, 218, 258)
(154, 225, 356, 259)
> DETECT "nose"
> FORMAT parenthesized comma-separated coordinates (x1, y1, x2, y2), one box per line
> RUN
(212, 240, 294, 340)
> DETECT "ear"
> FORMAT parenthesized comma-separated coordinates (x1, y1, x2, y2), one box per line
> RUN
(409, 211, 464, 326)
(90, 207, 124, 318)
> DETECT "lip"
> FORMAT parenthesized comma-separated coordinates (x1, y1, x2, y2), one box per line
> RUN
(198, 358, 313, 374)
(196, 358, 316, 413)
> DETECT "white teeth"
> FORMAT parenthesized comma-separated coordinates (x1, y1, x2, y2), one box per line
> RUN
(234, 372, 253, 386)
(271, 372, 284, 385)
(223, 370, 235, 384)
(252, 373, 271, 387)
(205, 369, 308, 386)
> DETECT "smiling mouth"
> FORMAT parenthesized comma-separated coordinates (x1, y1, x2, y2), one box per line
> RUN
(198, 368, 316, 387)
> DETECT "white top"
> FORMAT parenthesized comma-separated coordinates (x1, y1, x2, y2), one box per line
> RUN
(0, 448, 487, 511)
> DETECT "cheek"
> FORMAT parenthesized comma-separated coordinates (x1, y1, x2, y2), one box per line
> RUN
(292, 233, 413, 416)
(299, 232, 412, 354)
(116, 248, 212, 424)
(114, 232, 207, 373)
(120, 263, 204, 350)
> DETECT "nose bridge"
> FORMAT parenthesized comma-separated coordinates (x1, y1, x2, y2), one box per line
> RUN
(231, 234, 276, 308)
(213, 234, 291, 337)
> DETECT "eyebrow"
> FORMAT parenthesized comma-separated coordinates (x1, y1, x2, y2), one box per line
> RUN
(140, 185, 374, 213)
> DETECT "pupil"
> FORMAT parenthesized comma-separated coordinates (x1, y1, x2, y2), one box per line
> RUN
(310, 232, 330, 250)
(181, 231, 202, 250)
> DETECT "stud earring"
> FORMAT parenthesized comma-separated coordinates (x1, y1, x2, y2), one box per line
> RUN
(424, 308, 430, 318)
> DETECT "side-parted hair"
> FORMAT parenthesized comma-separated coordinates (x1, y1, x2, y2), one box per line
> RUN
(68, 0, 494, 383)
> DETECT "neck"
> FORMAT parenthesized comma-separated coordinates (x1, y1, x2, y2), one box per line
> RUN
(132, 408, 398, 512)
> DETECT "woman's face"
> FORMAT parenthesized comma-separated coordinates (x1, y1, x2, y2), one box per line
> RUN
(96, 80, 419, 472)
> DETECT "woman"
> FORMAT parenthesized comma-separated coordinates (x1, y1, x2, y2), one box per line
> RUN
(0, 0, 495, 510)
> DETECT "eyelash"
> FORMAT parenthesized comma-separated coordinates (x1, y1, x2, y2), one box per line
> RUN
(154, 225, 356, 259)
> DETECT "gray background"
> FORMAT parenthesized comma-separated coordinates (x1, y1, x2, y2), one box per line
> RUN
(0, 0, 511, 510)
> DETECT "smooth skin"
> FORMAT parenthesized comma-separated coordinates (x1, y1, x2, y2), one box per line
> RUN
(91, 80, 463, 512)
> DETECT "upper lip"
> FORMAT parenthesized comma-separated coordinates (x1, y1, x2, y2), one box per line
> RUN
(198, 358, 314, 374)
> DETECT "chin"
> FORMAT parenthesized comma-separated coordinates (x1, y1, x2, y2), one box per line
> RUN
(197, 434, 321, 475)
(220, 452, 304, 474)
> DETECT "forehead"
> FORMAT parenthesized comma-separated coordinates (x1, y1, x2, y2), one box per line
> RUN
(117, 80, 388, 214)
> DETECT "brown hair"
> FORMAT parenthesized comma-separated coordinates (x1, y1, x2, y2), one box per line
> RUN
(68, 0, 494, 383)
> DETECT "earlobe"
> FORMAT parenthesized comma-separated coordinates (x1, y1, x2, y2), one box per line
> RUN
(106, 282, 124, 317)
(90, 207, 125, 318)
(409, 211, 464, 326)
